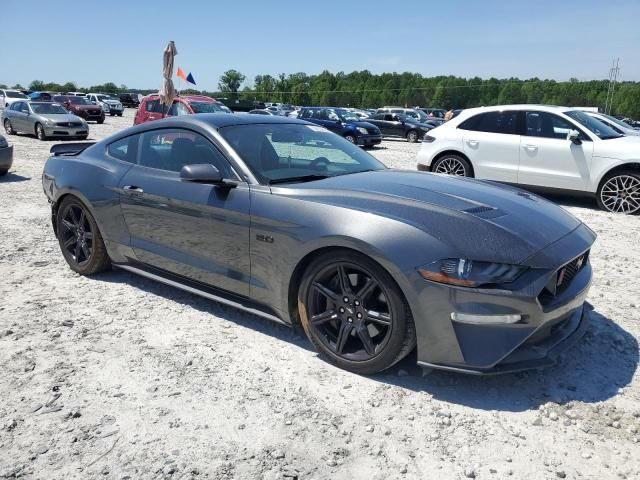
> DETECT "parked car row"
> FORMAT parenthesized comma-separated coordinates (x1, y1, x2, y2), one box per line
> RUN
(416, 104, 640, 214)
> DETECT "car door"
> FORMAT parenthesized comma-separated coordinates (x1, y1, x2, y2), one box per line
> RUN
(459, 110, 521, 183)
(365, 113, 387, 135)
(16, 102, 32, 132)
(117, 127, 251, 296)
(517, 111, 594, 191)
(322, 109, 343, 134)
(384, 114, 406, 137)
(6, 102, 23, 131)
(377, 114, 397, 136)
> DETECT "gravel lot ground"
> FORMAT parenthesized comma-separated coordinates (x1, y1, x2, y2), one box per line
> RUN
(1, 110, 639, 480)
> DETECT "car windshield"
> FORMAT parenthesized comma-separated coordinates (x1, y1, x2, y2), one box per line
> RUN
(564, 110, 623, 139)
(31, 103, 68, 115)
(68, 97, 90, 105)
(6, 91, 27, 98)
(338, 110, 361, 122)
(600, 113, 635, 130)
(219, 123, 385, 184)
(97, 95, 112, 101)
(189, 102, 225, 113)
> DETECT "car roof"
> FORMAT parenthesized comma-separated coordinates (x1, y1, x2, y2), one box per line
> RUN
(461, 104, 571, 114)
(144, 94, 217, 103)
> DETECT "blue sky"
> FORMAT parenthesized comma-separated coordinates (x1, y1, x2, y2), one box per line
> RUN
(1, 0, 638, 90)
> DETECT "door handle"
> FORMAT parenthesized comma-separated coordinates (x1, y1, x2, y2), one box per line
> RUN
(522, 144, 538, 151)
(466, 139, 479, 146)
(122, 185, 144, 195)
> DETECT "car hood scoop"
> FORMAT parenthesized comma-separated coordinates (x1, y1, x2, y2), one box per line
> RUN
(276, 170, 582, 264)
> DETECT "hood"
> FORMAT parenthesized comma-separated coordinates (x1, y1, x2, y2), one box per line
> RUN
(274, 170, 583, 264)
(593, 135, 640, 160)
(103, 99, 120, 105)
(351, 120, 379, 131)
(36, 113, 84, 123)
(73, 105, 102, 111)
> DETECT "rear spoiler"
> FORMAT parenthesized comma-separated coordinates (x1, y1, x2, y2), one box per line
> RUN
(50, 142, 96, 157)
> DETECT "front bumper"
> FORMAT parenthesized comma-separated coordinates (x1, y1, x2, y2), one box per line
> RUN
(76, 110, 105, 122)
(405, 223, 596, 374)
(0, 145, 13, 169)
(43, 125, 88, 138)
(107, 105, 123, 114)
(356, 134, 382, 146)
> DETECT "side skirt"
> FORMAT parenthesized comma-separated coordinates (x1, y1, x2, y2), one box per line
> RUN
(115, 263, 288, 326)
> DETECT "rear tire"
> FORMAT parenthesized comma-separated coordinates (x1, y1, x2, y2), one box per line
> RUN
(298, 250, 416, 375)
(55, 196, 111, 275)
(35, 123, 47, 141)
(0, 168, 8, 176)
(431, 154, 473, 177)
(4, 119, 15, 135)
(596, 170, 640, 214)
(406, 130, 419, 143)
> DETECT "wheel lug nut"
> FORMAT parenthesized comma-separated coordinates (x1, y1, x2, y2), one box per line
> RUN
(356, 312, 363, 319)
(339, 307, 345, 313)
(347, 317, 353, 323)
(354, 300, 360, 306)
(343, 297, 349, 303)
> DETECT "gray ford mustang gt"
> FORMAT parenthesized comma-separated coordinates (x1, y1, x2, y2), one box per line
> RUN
(42, 114, 595, 375)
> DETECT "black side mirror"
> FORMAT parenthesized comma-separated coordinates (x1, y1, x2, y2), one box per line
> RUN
(180, 164, 237, 188)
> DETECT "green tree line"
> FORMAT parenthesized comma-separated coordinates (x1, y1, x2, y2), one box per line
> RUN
(3, 71, 639, 118)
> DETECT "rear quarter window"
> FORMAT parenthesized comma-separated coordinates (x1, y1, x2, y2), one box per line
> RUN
(107, 135, 139, 163)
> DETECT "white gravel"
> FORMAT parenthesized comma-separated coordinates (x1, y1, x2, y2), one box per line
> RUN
(1, 110, 639, 480)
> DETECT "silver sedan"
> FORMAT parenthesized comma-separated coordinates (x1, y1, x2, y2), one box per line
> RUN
(2, 101, 88, 141)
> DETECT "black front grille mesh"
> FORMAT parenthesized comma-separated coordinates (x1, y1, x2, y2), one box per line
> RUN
(539, 250, 589, 305)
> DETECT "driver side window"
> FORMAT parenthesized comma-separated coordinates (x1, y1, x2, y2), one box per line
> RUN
(138, 128, 237, 178)
(525, 111, 588, 141)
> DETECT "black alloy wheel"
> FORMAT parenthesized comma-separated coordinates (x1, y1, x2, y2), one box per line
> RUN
(299, 251, 416, 374)
(56, 197, 111, 275)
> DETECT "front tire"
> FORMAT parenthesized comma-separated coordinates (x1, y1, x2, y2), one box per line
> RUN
(117, 113, 123, 117)
(97, 119, 104, 124)
(344, 134, 356, 144)
(596, 170, 640, 214)
(4, 119, 15, 135)
(56, 196, 111, 275)
(431, 154, 473, 177)
(406, 130, 419, 143)
(0, 168, 8, 176)
(35, 123, 47, 141)
(298, 251, 416, 375)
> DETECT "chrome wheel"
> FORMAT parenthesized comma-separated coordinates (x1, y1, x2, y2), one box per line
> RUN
(4, 119, 14, 135)
(36, 123, 46, 140)
(599, 175, 640, 214)
(434, 157, 468, 176)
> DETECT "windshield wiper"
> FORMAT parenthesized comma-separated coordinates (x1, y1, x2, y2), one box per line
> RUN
(269, 174, 330, 185)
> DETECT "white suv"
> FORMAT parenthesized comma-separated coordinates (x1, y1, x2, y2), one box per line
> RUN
(85, 93, 123, 116)
(416, 105, 640, 214)
(0, 89, 29, 109)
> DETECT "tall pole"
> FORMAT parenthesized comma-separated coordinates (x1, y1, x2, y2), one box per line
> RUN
(605, 58, 620, 115)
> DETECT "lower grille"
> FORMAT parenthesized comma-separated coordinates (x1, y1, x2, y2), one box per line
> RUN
(56, 122, 83, 127)
(539, 250, 589, 304)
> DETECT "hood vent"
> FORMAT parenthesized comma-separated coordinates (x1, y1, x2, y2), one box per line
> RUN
(462, 205, 506, 219)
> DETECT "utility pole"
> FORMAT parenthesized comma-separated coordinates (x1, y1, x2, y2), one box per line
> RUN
(604, 58, 620, 115)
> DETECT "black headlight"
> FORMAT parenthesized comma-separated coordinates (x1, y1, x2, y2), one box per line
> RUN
(418, 259, 526, 287)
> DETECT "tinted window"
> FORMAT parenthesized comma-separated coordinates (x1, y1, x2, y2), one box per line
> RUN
(107, 135, 139, 163)
(459, 111, 519, 134)
(138, 128, 235, 177)
(10, 102, 22, 111)
(299, 109, 312, 119)
(525, 111, 586, 140)
(145, 99, 161, 113)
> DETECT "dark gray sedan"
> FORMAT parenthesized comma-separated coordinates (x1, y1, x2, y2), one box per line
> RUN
(0, 133, 13, 175)
(42, 114, 595, 375)
(2, 101, 88, 140)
